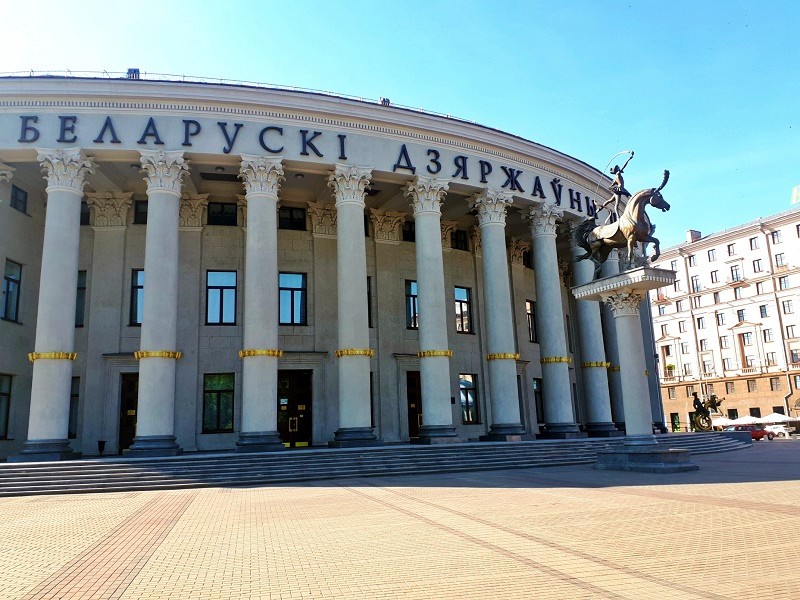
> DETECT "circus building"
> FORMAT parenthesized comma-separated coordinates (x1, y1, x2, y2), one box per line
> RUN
(0, 72, 662, 461)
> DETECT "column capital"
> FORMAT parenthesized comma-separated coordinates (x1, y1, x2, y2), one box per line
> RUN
(526, 202, 563, 237)
(37, 147, 94, 192)
(404, 176, 449, 215)
(508, 237, 530, 266)
(239, 154, 284, 196)
(307, 201, 338, 237)
(369, 208, 405, 244)
(0, 162, 16, 182)
(604, 292, 645, 317)
(180, 193, 209, 228)
(328, 164, 371, 206)
(139, 149, 188, 195)
(469, 188, 513, 226)
(85, 191, 134, 227)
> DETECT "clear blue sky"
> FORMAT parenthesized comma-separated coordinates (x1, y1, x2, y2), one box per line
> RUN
(4, 0, 799, 247)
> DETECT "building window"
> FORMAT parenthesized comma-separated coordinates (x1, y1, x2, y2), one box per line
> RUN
(720, 335, 729, 348)
(727, 408, 739, 419)
(775, 253, 785, 267)
(686, 385, 694, 396)
(747, 380, 757, 393)
(9, 184, 28, 213)
(703, 360, 713, 374)
(678, 320, 686, 332)
(75, 270, 87, 327)
(734, 287, 743, 299)
(207, 202, 237, 226)
(763, 329, 773, 343)
(454, 287, 473, 333)
(658, 305, 665, 316)
(712, 292, 720, 304)
(710, 270, 719, 284)
(771, 230, 782, 244)
(670, 412, 680, 432)
(402, 221, 415, 242)
(668, 388, 676, 400)
(716, 313, 726, 326)
(451, 230, 469, 251)
(0, 374, 10, 439)
(522, 250, 532, 269)
(737, 309, 745, 323)
(766, 352, 777, 366)
(660, 324, 669, 337)
(707, 249, 716, 262)
(791, 349, 800, 364)
(753, 259, 762, 273)
(741, 332, 753, 346)
(405, 280, 419, 329)
(723, 358, 732, 370)
(2, 260, 22, 323)
(367, 276, 373, 328)
(130, 269, 144, 325)
(202, 373, 234, 433)
(756, 281, 766, 295)
(727, 243, 735, 256)
(676, 300, 685, 312)
(279, 273, 307, 325)
(749, 237, 759, 250)
(795, 375, 800, 390)
(683, 363, 693, 375)
(773, 406, 785, 415)
(133, 200, 148, 224)
(787, 325, 796, 338)
(691, 296, 701, 308)
(730, 265, 741, 282)
(459, 374, 480, 424)
(68, 377, 80, 439)
(681, 342, 690, 354)
(206, 271, 237, 325)
(526, 300, 538, 343)
(699, 339, 708, 351)
(278, 207, 306, 230)
(688, 254, 696, 266)
(782, 299, 793, 314)
(725, 381, 735, 394)
(779, 276, 789, 291)
(673, 279, 681, 292)
(690, 275, 700, 292)
(696, 317, 705, 329)
(759, 305, 768, 318)
(80, 200, 90, 225)
(750, 407, 761, 418)
(670, 260, 678, 270)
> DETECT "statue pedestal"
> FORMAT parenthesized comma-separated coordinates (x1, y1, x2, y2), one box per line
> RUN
(573, 266, 698, 473)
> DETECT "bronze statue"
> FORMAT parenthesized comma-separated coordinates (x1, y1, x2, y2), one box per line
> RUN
(574, 170, 671, 278)
(690, 392, 725, 432)
(597, 151, 634, 223)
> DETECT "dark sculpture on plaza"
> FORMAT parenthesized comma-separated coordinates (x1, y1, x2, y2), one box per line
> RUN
(574, 166, 671, 278)
(691, 392, 724, 432)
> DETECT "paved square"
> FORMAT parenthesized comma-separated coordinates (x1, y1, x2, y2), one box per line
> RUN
(2, 442, 799, 599)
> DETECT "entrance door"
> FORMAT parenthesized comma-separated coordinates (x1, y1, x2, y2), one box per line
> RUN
(119, 374, 139, 454)
(277, 370, 313, 448)
(406, 370, 422, 439)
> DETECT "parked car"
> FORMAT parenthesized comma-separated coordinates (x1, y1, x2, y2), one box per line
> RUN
(724, 425, 774, 441)
(765, 424, 794, 438)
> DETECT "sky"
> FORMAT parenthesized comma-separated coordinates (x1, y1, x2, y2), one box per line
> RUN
(3, 0, 799, 248)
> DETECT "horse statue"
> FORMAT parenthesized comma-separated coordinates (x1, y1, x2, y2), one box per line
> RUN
(574, 170, 671, 277)
(691, 392, 724, 432)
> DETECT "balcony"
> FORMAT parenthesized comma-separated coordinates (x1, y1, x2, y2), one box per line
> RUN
(790, 363, 800, 371)
(654, 293, 672, 305)
(725, 276, 749, 287)
(741, 366, 762, 374)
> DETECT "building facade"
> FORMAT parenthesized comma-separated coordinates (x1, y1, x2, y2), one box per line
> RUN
(0, 75, 662, 460)
(649, 209, 800, 430)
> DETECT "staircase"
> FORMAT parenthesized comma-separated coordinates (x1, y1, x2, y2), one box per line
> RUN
(0, 433, 748, 497)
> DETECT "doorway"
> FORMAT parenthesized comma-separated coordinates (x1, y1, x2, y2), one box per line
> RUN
(406, 370, 422, 439)
(119, 374, 139, 454)
(277, 370, 313, 448)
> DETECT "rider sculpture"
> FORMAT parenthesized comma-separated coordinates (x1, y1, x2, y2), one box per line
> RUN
(574, 167, 671, 279)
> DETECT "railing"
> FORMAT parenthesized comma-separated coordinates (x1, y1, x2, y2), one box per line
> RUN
(741, 367, 761, 374)
(790, 363, 800, 371)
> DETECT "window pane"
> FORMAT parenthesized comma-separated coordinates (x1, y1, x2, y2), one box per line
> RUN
(135, 289, 144, 323)
(5, 261, 21, 279)
(207, 289, 221, 322)
(280, 273, 304, 289)
(280, 290, 292, 322)
(203, 394, 218, 431)
(0, 396, 8, 438)
(454, 287, 468, 302)
(220, 392, 234, 430)
(208, 271, 236, 287)
(205, 373, 234, 391)
(222, 289, 236, 323)
(134, 270, 145, 286)
(0, 375, 10, 394)
(293, 293, 303, 323)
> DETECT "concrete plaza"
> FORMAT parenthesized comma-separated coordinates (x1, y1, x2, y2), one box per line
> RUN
(2, 441, 799, 600)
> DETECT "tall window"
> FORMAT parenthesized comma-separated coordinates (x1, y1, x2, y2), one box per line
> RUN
(747, 380, 757, 393)
(710, 270, 719, 284)
(690, 275, 700, 292)
(772, 230, 782, 244)
(775, 253, 785, 267)
(787, 325, 796, 338)
(402, 221, 416, 242)
(0, 374, 10, 439)
(658, 305, 665, 316)
(795, 375, 800, 390)
(459, 374, 480, 424)
(782, 299, 793, 314)
(688, 255, 696, 266)
(760, 305, 768, 318)
(741, 332, 753, 346)
(203, 373, 234, 433)
(681, 342, 689, 354)
(405, 280, 419, 329)
(133, 200, 148, 224)
(526, 300, 538, 343)
(720, 335, 729, 348)
(730, 265, 741, 281)
(766, 352, 777, 366)
(725, 381, 735, 394)
(454, 287, 473, 333)
(753, 259, 762, 273)
(278, 207, 306, 230)
(779, 276, 789, 290)
(713, 292, 721, 304)
(749, 237, 759, 250)
(737, 309, 745, 322)
(679, 320, 687, 332)
(130, 269, 144, 325)
(676, 300, 685, 312)
(734, 287, 743, 299)
(68, 377, 80, 439)
(367, 276, 373, 328)
(206, 271, 237, 325)
(670, 260, 678, 270)
(696, 317, 705, 329)
(716, 313, 726, 326)
(723, 358, 732, 370)
(279, 273, 307, 325)
(699, 339, 708, 351)
(691, 296, 701, 309)
(661, 324, 669, 337)
(10, 185, 28, 213)
(707, 249, 716, 262)
(75, 270, 87, 327)
(791, 349, 800, 364)
(763, 329, 773, 342)
(2, 260, 22, 322)
(80, 201, 90, 225)
(756, 281, 766, 295)
(207, 202, 237, 226)
(727, 243, 735, 256)
(451, 230, 469, 251)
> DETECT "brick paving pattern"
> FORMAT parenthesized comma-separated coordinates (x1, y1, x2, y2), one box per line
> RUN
(2, 442, 799, 599)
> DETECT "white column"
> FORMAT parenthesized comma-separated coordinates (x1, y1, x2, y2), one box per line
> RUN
(236, 155, 285, 452)
(571, 236, 620, 437)
(13, 148, 93, 461)
(405, 176, 458, 442)
(470, 189, 525, 440)
(605, 292, 656, 444)
(128, 150, 188, 457)
(327, 164, 379, 446)
(527, 204, 582, 437)
(600, 250, 625, 425)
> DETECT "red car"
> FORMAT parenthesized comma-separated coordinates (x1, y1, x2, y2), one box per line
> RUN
(725, 425, 775, 441)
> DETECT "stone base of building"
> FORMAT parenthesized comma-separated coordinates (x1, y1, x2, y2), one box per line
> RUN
(480, 422, 525, 442)
(328, 427, 383, 448)
(235, 431, 285, 453)
(8, 439, 82, 462)
(536, 422, 587, 439)
(412, 425, 462, 445)
(586, 422, 624, 438)
(593, 439, 699, 473)
(125, 435, 183, 458)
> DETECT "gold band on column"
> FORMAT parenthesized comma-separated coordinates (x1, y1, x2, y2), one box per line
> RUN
(134, 350, 182, 360)
(487, 353, 520, 361)
(540, 356, 572, 364)
(28, 352, 77, 363)
(418, 350, 453, 358)
(581, 361, 611, 368)
(644, 369, 651, 376)
(239, 348, 283, 358)
(335, 348, 375, 358)
(607, 365, 621, 372)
